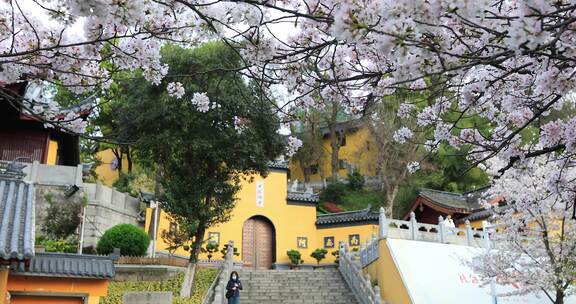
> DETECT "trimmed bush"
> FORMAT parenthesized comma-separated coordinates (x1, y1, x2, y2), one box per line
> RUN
(310, 248, 328, 265)
(97, 224, 150, 256)
(287, 249, 303, 266)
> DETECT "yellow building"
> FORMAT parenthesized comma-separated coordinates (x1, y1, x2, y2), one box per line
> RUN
(145, 163, 380, 268)
(289, 119, 379, 184)
(94, 148, 132, 186)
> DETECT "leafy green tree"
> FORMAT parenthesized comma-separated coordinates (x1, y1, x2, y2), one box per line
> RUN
(107, 42, 285, 296)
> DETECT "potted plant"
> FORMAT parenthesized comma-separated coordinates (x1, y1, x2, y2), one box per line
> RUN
(311, 248, 328, 268)
(201, 242, 219, 261)
(331, 250, 340, 265)
(287, 249, 302, 269)
(220, 245, 240, 259)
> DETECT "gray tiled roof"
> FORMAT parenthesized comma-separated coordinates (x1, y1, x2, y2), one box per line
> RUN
(316, 207, 379, 226)
(11, 252, 115, 279)
(287, 192, 319, 204)
(456, 204, 512, 225)
(0, 178, 35, 260)
(269, 160, 289, 170)
(419, 188, 483, 211)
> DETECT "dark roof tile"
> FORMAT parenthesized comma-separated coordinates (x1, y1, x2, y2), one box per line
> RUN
(316, 207, 379, 226)
(0, 178, 35, 260)
(11, 252, 115, 279)
(419, 188, 485, 211)
(287, 192, 319, 204)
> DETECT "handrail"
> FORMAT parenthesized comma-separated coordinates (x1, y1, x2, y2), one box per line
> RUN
(359, 208, 492, 269)
(201, 267, 223, 304)
(339, 243, 381, 304)
(210, 241, 235, 304)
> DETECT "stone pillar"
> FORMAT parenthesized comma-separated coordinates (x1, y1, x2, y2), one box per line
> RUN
(29, 160, 39, 183)
(465, 220, 474, 246)
(409, 212, 417, 240)
(226, 241, 234, 271)
(438, 216, 446, 243)
(378, 207, 387, 239)
(373, 286, 382, 304)
(482, 221, 491, 249)
(75, 164, 83, 186)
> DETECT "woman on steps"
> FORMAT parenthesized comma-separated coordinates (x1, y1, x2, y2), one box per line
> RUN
(226, 271, 243, 304)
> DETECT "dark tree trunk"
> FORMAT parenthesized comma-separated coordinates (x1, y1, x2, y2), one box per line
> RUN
(125, 147, 133, 173)
(328, 102, 340, 182)
(554, 289, 564, 304)
(111, 147, 123, 173)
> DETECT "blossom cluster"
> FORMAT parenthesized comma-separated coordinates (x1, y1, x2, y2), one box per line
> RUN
(190, 92, 219, 113)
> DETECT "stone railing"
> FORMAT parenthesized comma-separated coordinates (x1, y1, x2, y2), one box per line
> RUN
(382, 208, 490, 247)
(358, 207, 491, 268)
(339, 243, 381, 304)
(205, 241, 235, 304)
(360, 235, 379, 268)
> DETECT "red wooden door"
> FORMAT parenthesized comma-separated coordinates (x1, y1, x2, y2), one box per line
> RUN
(242, 217, 274, 269)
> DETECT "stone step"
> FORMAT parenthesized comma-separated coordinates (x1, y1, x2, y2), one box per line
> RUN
(234, 269, 358, 304)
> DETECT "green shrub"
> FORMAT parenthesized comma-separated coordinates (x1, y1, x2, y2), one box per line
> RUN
(286, 249, 302, 266)
(331, 250, 340, 264)
(347, 172, 365, 190)
(341, 189, 385, 211)
(310, 248, 328, 265)
(42, 193, 83, 239)
(319, 182, 347, 204)
(112, 172, 137, 195)
(97, 224, 150, 256)
(36, 236, 78, 253)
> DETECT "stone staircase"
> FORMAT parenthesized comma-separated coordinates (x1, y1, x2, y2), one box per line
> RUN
(238, 268, 359, 304)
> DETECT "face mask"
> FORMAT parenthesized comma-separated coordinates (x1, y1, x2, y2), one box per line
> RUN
(232, 276, 237, 280)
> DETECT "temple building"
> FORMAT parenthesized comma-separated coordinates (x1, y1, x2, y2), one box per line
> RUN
(144, 162, 381, 268)
(0, 80, 91, 166)
(402, 188, 504, 228)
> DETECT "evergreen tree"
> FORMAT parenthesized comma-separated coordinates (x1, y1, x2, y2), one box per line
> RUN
(108, 42, 285, 296)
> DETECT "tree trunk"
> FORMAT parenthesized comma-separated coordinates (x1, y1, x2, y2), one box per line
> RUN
(386, 184, 400, 218)
(554, 289, 564, 304)
(111, 147, 123, 173)
(303, 167, 311, 183)
(179, 225, 206, 297)
(125, 147, 133, 173)
(328, 103, 340, 182)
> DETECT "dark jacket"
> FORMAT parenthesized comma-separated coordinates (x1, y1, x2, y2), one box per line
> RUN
(226, 278, 243, 297)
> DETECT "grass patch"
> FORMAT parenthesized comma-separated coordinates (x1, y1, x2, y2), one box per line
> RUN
(340, 189, 385, 211)
(100, 267, 219, 304)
